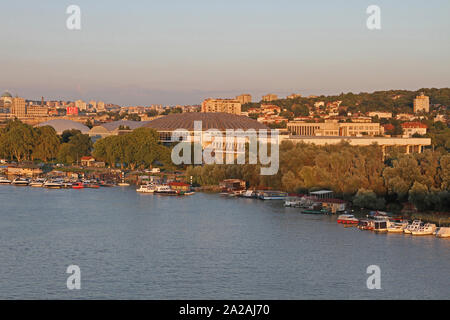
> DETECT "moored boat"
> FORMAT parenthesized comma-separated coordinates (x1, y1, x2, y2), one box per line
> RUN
(0, 176, 12, 184)
(137, 184, 156, 193)
(435, 227, 450, 238)
(259, 191, 288, 200)
(411, 223, 437, 236)
(404, 220, 422, 234)
(43, 180, 63, 189)
(72, 182, 84, 189)
(387, 221, 409, 233)
(154, 185, 178, 195)
(337, 214, 359, 224)
(29, 178, 45, 187)
(11, 178, 30, 186)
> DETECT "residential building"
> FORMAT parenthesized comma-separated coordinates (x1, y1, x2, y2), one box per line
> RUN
(262, 94, 278, 102)
(401, 122, 428, 137)
(11, 97, 26, 118)
(368, 111, 393, 119)
(236, 94, 252, 104)
(413, 93, 430, 113)
(287, 93, 302, 99)
(201, 98, 241, 115)
(26, 105, 48, 117)
(75, 100, 87, 111)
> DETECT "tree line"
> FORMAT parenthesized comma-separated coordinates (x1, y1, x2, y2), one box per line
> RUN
(186, 142, 450, 212)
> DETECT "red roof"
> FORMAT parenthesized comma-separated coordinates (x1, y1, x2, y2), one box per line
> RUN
(382, 124, 395, 131)
(168, 182, 190, 187)
(81, 156, 95, 161)
(401, 122, 428, 129)
(320, 198, 347, 204)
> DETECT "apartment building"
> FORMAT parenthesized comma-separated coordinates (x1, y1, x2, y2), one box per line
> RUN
(236, 94, 252, 104)
(413, 93, 430, 113)
(201, 98, 241, 115)
(262, 94, 278, 102)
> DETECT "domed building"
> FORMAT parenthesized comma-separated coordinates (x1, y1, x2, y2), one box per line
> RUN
(89, 120, 149, 139)
(1, 91, 13, 106)
(35, 119, 90, 135)
(143, 112, 272, 153)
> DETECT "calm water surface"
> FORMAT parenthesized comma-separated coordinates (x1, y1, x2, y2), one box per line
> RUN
(0, 186, 449, 299)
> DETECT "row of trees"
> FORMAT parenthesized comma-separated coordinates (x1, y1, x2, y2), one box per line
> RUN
(92, 128, 172, 170)
(186, 141, 450, 212)
(0, 120, 91, 163)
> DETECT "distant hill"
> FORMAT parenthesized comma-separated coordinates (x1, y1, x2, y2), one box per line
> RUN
(243, 88, 450, 114)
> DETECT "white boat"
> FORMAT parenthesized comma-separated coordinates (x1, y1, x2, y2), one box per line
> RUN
(387, 221, 409, 233)
(137, 184, 156, 193)
(411, 223, 437, 236)
(11, 178, 30, 186)
(337, 214, 359, 224)
(259, 191, 288, 200)
(43, 180, 63, 189)
(29, 178, 46, 187)
(154, 185, 178, 195)
(436, 227, 450, 238)
(242, 190, 255, 198)
(0, 177, 11, 184)
(404, 220, 422, 234)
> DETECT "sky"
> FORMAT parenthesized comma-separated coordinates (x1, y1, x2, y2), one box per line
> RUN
(1, 0, 449, 105)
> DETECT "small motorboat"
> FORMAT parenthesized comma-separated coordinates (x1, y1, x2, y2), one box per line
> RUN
(29, 178, 45, 187)
(43, 180, 63, 189)
(411, 223, 437, 236)
(72, 182, 84, 189)
(387, 221, 409, 233)
(0, 176, 11, 184)
(436, 227, 450, 238)
(11, 178, 30, 186)
(337, 214, 359, 224)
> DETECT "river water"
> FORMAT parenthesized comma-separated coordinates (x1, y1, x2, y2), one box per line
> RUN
(0, 186, 448, 299)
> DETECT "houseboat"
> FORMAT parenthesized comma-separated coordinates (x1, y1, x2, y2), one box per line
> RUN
(373, 220, 390, 233)
(337, 214, 359, 224)
(154, 185, 178, 195)
(404, 220, 422, 234)
(137, 184, 156, 193)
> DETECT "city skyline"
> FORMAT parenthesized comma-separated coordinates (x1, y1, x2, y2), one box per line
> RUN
(1, 0, 449, 105)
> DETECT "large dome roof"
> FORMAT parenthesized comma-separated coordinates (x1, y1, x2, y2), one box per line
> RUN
(1, 91, 12, 98)
(144, 113, 269, 131)
(36, 119, 90, 134)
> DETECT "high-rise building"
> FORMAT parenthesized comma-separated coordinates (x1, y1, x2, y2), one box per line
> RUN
(236, 94, 252, 104)
(201, 98, 241, 115)
(413, 93, 430, 113)
(262, 94, 278, 102)
(97, 101, 106, 112)
(11, 97, 26, 117)
(75, 100, 87, 111)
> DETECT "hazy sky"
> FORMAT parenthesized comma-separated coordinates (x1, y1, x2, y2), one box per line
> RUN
(1, 0, 449, 105)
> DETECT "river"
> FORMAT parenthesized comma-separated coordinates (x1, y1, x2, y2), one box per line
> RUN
(0, 186, 448, 299)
